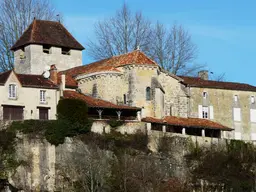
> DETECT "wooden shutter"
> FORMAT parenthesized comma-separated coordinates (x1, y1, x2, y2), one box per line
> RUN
(3, 106, 10, 120)
(39, 108, 48, 120)
(3, 106, 23, 120)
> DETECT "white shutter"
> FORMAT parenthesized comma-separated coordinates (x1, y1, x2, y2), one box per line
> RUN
(251, 133, 256, 140)
(210, 106, 214, 119)
(234, 132, 241, 140)
(233, 108, 241, 121)
(250, 109, 256, 122)
(198, 105, 203, 118)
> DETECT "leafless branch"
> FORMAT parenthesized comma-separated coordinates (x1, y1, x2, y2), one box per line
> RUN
(0, 0, 58, 71)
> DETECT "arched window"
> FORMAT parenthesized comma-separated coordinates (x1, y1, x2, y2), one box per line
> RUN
(146, 87, 151, 101)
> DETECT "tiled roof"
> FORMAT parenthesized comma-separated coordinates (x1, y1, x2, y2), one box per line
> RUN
(142, 116, 232, 131)
(0, 70, 58, 89)
(17, 74, 58, 89)
(180, 76, 256, 92)
(63, 90, 140, 110)
(0, 70, 12, 85)
(11, 20, 84, 51)
(63, 50, 158, 78)
(57, 72, 78, 89)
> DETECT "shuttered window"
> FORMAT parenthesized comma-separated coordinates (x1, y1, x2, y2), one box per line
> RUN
(39, 108, 49, 120)
(250, 109, 256, 122)
(3, 105, 23, 120)
(233, 108, 241, 121)
(202, 106, 209, 119)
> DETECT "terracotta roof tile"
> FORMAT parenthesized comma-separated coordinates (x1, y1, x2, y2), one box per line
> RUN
(0, 70, 58, 89)
(16, 74, 58, 89)
(0, 70, 11, 85)
(11, 20, 84, 51)
(63, 90, 140, 110)
(142, 116, 232, 131)
(63, 50, 158, 78)
(180, 76, 256, 92)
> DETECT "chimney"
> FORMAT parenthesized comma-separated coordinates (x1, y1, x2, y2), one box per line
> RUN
(60, 74, 66, 97)
(198, 70, 208, 80)
(50, 64, 57, 84)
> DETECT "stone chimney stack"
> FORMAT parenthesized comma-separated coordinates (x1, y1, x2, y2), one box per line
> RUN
(198, 70, 209, 80)
(50, 64, 57, 84)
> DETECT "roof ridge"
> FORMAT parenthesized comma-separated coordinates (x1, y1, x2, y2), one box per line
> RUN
(180, 75, 256, 86)
(30, 19, 36, 43)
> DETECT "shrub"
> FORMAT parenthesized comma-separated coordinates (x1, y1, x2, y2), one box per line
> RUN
(57, 98, 88, 124)
(9, 119, 92, 146)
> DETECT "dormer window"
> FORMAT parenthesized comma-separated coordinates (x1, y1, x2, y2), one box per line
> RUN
(9, 84, 17, 99)
(62, 47, 71, 55)
(251, 96, 255, 104)
(43, 45, 51, 54)
(234, 95, 238, 102)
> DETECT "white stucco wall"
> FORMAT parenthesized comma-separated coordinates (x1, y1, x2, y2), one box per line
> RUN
(0, 72, 59, 120)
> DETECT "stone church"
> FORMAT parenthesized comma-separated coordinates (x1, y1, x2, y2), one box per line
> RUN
(1, 19, 256, 140)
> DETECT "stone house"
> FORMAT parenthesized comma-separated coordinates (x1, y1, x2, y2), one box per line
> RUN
(4, 19, 256, 140)
(181, 73, 256, 140)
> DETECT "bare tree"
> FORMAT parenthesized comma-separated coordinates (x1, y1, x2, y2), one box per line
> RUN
(88, 4, 201, 76)
(0, 0, 58, 71)
(87, 3, 152, 60)
(149, 22, 201, 75)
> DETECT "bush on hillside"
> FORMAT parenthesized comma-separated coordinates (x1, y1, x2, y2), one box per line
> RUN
(57, 98, 88, 124)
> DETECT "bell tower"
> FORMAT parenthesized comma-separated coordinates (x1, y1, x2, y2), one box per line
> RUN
(11, 20, 85, 75)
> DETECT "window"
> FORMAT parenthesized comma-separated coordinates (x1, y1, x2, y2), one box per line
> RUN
(146, 87, 151, 101)
(9, 84, 17, 99)
(234, 95, 238, 102)
(123, 94, 127, 104)
(251, 96, 255, 104)
(203, 92, 207, 98)
(202, 106, 209, 119)
(43, 45, 51, 54)
(61, 47, 71, 55)
(40, 90, 46, 103)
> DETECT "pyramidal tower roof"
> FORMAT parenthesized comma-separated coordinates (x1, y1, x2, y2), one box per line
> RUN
(11, 19, 84, 51)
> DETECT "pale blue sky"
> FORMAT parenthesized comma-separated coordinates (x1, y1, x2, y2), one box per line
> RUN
(52, 0, 256, 85)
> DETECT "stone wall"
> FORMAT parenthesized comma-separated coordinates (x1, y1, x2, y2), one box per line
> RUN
(77, 72, 126, 104)
(189, 87, 256, 140)
(158, 72, 189, 118)
(91, 120, 146, 134)
(14, 45, 82, 75)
